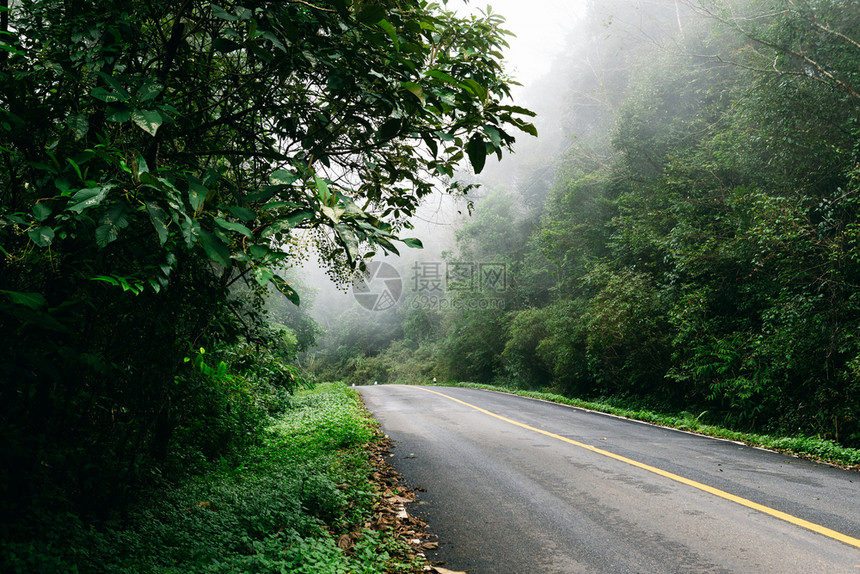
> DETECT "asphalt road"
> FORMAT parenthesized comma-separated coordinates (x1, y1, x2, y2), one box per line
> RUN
(359, 385, 860, 573)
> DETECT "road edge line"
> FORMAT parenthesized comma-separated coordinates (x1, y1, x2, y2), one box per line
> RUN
(416, 386, 860, 550)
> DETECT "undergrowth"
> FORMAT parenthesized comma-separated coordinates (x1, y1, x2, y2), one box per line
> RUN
(1, 382, 420, 573)
(442, 382, 860, 469)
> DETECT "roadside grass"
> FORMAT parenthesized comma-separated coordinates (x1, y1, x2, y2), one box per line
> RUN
(438, 382, 860, 469)
(2, 382, 423, 574)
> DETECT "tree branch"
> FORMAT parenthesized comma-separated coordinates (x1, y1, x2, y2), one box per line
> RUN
(287, 0, 335, 13)
(146, 0, 194, 168)
(682, 0, 860, 100)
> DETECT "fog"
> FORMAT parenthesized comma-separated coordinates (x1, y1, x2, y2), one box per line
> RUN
(447, 0, 587, 88)
(288, 0, 691, 356)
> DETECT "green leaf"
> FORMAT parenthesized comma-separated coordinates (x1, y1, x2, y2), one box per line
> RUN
(102, 204, 130, 230)
(357, 5, 386, 24)
(136, 154, 150, 177)
(199, 229, 232, 267)
(92, 87, 128, 103)
(67, 184, 112, 213)
(3, 214, 26, 225)
(180, 214, 201, 248)
(515, 121, 538, 137)
(327, 71, 348, 92)
(106, 103, 132, 123)
(66, 158, 84, 182)
(249, 244, 268, 259)
(425, 69, 459, 86)
(460, 79, 488, 102)
(466, 134, 487, 174)
(91, 275, 143, 294)
(28, 226, 55, 247)
(330, 0, 349, 18)
(377, 118, 402, 141)
(202, 169, 220, 187)
(497, 104, 537, 117)
(286, 209, 314, 227)
(259, 30, 286, 53)
(214, 217, 252, 237)
(0, 40, 24, 57)
(0, 299, 70, 331)
(378, 19, 399, 51)
(270, 170, 299, 186)
(66, 114, 89, 141)
(228, 206, 256, 221)
(246, 186, 279, 203)
(401, 237, 423, 249)
(270, 275, 300, 305)
(94, 71, 126, 94)
(145, 201, 170, 245)
(188, 182, 207, 213)
(137, 81, 164, 102)
(484, 125, 502, 148)
(260, 201, 300, 211)
(0, 108, 24, 132)
(315, 176, 332, 204)
(0, 290, 48, 310)
(210, 3, 238, 20)
(95, 224, 118, 247)
(421, 132, 439, 158)
(131, 109, 163, 136)
(401, 82, 425, 105)
(254, 266, 275, 287)
(32, 202, 52, 222)
(322, 205, 346, 223)
(213, 37, 242, 53)
(375, 236, 400, 256)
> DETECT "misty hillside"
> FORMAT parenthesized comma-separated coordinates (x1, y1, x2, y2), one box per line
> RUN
(308, 0, 860, 447)
(2, 0, 859, 569)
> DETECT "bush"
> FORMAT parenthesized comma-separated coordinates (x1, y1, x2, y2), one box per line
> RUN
(0, 383, 415, 574)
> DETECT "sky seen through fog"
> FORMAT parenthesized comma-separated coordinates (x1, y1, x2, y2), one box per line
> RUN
(446, 0, 586, 88)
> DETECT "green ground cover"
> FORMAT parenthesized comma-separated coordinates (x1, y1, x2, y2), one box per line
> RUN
(2, 383, 422, 574)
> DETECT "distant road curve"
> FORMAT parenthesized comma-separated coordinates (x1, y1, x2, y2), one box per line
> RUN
(360, 385, 860, 574)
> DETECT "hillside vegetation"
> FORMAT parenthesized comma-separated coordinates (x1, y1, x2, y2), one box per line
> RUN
(313, 0, 860, 450)
(0, 0, 531, 568)
(2, 383, 428, 573)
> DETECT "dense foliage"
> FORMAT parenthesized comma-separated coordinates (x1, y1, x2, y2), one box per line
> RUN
(2, 383, 422, 573)
(0, 0, 533, 558)
(315, 0, 860, 447)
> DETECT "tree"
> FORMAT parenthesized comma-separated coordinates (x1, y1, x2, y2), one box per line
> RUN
(0, 0, 535, 529)
(1, 0, 534, 289)
(684, 0, 860, 101)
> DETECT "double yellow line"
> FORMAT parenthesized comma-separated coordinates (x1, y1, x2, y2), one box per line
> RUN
(417, 386, 860, 550)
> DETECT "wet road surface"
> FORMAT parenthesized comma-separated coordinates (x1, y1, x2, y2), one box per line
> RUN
(360, 385, 860, 573)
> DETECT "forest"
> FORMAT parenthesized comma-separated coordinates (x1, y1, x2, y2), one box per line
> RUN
(2, 0, 859, 570)
(312, 0, 860, 448)
(0, 0, 531, 569)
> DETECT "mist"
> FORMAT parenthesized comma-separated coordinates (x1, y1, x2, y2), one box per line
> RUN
(291, 0, 693, 373)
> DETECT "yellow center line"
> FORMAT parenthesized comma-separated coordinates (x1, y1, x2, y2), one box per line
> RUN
(415, 386, 860, 550)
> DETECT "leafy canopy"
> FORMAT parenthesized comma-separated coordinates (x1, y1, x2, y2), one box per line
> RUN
(0, 0, 536, 296)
